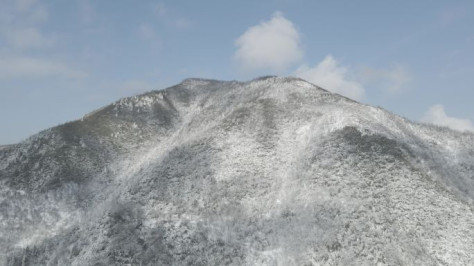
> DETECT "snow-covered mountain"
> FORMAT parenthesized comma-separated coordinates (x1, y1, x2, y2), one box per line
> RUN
(1, 76, 473, 265)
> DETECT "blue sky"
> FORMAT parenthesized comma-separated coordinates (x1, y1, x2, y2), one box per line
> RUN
(1, 0, 474, 144)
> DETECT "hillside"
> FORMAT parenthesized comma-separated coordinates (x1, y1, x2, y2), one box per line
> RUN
(1, 76, 473, 265)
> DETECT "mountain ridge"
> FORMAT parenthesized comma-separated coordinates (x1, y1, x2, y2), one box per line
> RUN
(8, 76, 473, 147)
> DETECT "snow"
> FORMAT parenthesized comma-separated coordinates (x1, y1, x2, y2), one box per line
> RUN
(1, 76, 474, 265)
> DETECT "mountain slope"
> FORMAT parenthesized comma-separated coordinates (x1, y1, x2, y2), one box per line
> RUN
(1, 77, 473, 265)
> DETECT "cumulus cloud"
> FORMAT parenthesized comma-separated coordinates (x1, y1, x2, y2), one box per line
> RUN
(234, 12, 303, 72)
(232, 12, 412, 102)
(358, 65, 411, 93)
(295, 55, 365, 101)
(0, 57, 86, 80)
(422, 104, 474, 132)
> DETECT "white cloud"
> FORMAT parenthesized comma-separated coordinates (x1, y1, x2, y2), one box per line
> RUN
(0, 0, 51, 50)
(422, 104, 474, 132)
(4, 27, 54, 49)
(234, 12, 303, 72)
(0, 57, 86, 80)
(358, 65, 411, 94)
(295, 55, 365, 101)
(231, 12, 412, 102)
